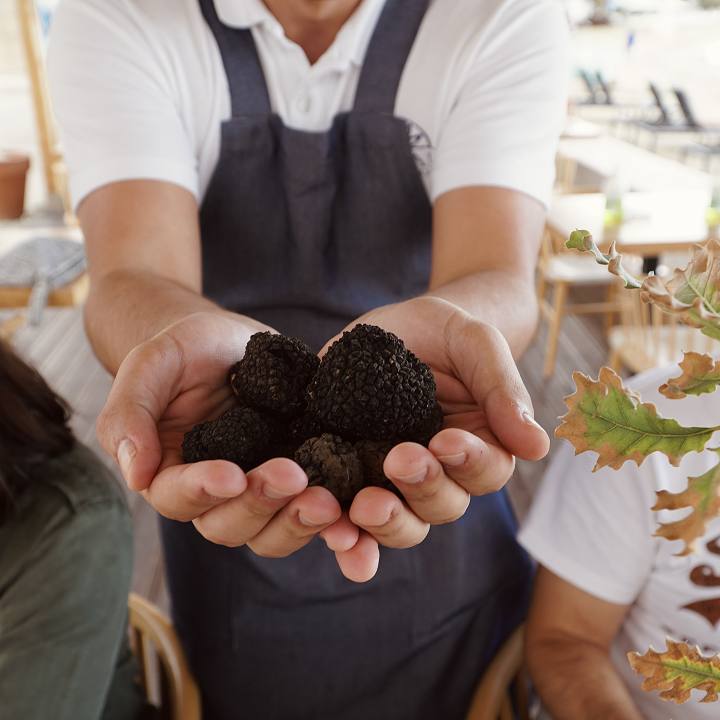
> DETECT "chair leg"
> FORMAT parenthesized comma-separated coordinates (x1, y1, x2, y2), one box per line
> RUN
(603, 283, 616, 336)
(607, 347, 622, 373)
(536, 272, 547, 307)
(543, 282, 568, 378)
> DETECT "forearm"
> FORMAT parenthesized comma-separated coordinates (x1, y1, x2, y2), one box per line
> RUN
(426, 270, 538, 357)
(85, 269, 262, 374)
(529, 639, 644, 720)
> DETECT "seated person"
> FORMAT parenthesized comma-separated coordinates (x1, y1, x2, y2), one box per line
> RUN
(0, 339, 148, 719)
(520, 364, 720, 720)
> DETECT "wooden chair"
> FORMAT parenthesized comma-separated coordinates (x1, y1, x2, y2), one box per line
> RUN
(465, 626, 530, 720)
(128, 593, 202, 720)
(16, 0, 73, 217)
(537, 226, 631, 378)
(607, 281, 714, 374)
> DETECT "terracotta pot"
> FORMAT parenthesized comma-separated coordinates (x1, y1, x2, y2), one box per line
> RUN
(0, 152, 31, 220)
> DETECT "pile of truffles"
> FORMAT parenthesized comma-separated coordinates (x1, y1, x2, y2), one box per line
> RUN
(182, 324, 442, 505)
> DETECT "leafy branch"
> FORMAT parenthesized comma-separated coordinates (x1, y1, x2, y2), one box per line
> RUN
(565, 233, 720, 340)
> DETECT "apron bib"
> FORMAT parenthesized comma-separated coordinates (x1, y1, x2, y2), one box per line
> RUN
(161, 2, 533, 717)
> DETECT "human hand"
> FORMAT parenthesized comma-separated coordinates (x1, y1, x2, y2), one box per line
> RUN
(321, 296, 550, 578)
(96, 311, 361, 563)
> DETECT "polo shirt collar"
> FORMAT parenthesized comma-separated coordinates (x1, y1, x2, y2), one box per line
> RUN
(213, 0, 386, 67)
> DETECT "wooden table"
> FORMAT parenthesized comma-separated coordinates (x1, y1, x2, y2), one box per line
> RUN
(557, 136, 713, 193)
(547, 190, 713, 256)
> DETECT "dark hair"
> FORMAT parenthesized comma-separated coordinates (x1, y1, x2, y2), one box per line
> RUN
(0, 338, 75, 518)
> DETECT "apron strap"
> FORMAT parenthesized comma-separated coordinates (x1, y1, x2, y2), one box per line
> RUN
(353, 0, 430, 114)
(198, 0, 271, 116)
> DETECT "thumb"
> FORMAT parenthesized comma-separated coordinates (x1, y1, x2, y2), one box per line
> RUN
(449, 317, 549, 461)
(97, 336, 181, 491)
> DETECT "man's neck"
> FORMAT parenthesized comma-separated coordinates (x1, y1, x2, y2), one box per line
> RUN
(262, 0, 364, 64)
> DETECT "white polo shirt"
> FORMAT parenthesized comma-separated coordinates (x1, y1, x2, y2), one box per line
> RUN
(520, 365, 720, 719)
(47, 0, 569, 211)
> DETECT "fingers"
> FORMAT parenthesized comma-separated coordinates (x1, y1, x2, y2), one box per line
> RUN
(246, 486, 342, 558)
(333, 531, 380, 583)
(446, 314, 549, 461)
(192, 458, 309, 546)
(321, 514, 361, 553)
(142, 459, 248, 521)
(349, 487, 430, 548)
(98, 335, 182, 491)
(427, 428, 515, 495)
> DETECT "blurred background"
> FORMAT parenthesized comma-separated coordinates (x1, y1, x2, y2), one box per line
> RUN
(2, 0, 720, 607)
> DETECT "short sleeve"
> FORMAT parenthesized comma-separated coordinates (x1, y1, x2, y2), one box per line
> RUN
(47, 0, 198, 209)
(431, 0, 569, 206)
(518, 440, 657, 605)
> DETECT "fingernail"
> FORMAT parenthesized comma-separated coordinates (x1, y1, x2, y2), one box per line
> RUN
(394, 467, 427, 485)
(436, 452, 466, 467)
(298, 512, 326, 527)
(117, 439, 136, 481)
(263, 483, 298, 500)
(522, 411, 545, 432)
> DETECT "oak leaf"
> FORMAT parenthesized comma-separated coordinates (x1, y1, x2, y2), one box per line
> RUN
(628, 640, 720, 703)
(659, 352, 720, 399)
(653, 449, 720, 555)
(641, 238, 720, 341)
(556, 367, 716, 471)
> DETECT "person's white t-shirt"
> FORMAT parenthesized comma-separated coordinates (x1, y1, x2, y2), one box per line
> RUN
(46, 0, 569, 211)
(520, 365, 720, 720)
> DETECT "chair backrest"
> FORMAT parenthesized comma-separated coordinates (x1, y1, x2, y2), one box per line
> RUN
(465, 627, 529, 720)
(578, 69, 600, 104)
(609, 279, 714, 374)
(595, 71, 613, 105)
(648, 82, 670, 124)
(673, 89, 701, 129)
(128, 593, 202, 720)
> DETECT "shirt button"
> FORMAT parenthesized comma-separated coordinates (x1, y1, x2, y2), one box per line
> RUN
(295, 93, 312, 114)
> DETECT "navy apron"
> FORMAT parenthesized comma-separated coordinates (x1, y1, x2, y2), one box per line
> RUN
(160, 2, 533, 718)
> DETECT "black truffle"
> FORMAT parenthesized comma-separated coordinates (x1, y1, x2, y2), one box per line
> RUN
(354, 439, 396, 492)
(295, 434, 364, 507)
(182, 406, 273, 468)
(306, 324, 437, 441)
(411, 401, 444, 445)
(229, 332, 319, 416)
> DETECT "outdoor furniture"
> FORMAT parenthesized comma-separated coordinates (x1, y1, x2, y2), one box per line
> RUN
(537, 227, 630, 378)
(16, 0, 72, 216)
(541, 189, 711, 376)
(0, 228, 88, 324)
(630, 83, 702, 149)
(128, 593, 201, 720)
(556, 135, 712, 195)
(465, 626, 529, 720)
(546, 190, 712, 257)
(674, 89, 720, 170)
(607, 279, 715, 374)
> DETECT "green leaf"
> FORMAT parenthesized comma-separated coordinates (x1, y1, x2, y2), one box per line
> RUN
(556, 367, 718, 470)
(653, 449, 720, 555)
(628, 640, 720, 703)
(659, 352, 720, 399)
(565, 229, 643, 289)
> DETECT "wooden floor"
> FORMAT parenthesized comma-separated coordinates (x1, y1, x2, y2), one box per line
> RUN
(4, 288, 610, 610)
